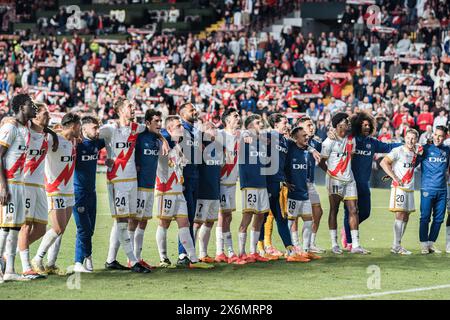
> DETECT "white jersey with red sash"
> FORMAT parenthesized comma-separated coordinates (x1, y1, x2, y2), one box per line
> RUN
(156, 144, 185, 194)
(24, 128, 49, 187)
(45, 135, 76, 196)
(0, 122, 30, 183)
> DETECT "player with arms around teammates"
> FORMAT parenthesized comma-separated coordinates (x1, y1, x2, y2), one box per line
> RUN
(18, 101, 58, 279)
(416, 126, 450, 254)
(134, 109, 164, 268)
(100, 98, 154, 273)
(215, 108, 246, 264)
(380, 129, 421, 255)
(72, 116, 105, 273)
(284, 126, 322, 262)
(155, 115, 213, 269)
(0, 94, 36, 282)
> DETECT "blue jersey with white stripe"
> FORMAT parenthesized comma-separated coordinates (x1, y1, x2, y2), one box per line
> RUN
(135, 129, 161, 189)
(266, 131, 289, 183)
(285, 142, 309, 201)
(419, 143, 450, 191)
(74, 138, 105, 193)
(239, 134, 268, 189)
(351, 135, 401, 184)
(307, 136, 322, 183)
(198, 140, 222, 200)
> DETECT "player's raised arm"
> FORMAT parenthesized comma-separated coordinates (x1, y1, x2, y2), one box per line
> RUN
(43, 126, 59, 152)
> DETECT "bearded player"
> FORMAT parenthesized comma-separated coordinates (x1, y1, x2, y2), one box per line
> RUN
(101, 98, 152, 273)
(0, 94, 36, 281)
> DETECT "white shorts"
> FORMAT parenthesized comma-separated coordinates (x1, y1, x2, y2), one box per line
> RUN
(389, 187, 415, 213)
(220, 184, 236, 213)
(195, 199, 220, 223)
(307, 182, 321, 206)
(241, 188, 270, 214)
(326, 176, 358, 200)
(156, 192, 188, 220)
(287, 198, 312, 220)
(107, 180, 138, 219)
(136, 188, 154, 221)
(0, 182, 25, 228)
(24, 185, 48, 224)
(47, 193, 75, 211)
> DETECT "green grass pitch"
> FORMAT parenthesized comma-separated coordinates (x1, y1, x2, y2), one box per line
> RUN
(1, 174, 450, 300)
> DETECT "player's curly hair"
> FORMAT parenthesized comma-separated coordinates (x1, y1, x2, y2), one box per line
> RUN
(350, 111, 376, 136)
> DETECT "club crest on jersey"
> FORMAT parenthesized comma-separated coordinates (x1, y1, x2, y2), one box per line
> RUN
(77, 206, 85, 213)
(423, 192, 429, 197)
(366, 144, 371, 149)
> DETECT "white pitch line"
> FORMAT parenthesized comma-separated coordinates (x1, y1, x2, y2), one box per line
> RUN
(322, 284, 450, 300)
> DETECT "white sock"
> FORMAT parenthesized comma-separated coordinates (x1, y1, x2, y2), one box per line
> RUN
(288, 220, 299, 247)
(215, 227, 224, 255)
(250, 230, 260, 254)
(117, 222, 137, 265)
(0, 228, 9, 256)
(393, 219, 403, 248)
(421, 241, 429, 249)
(106, 221, 120, 264)
(302, 221, 313, 252)
(34, 229, 59, 262)
(446, 226, 450, 245)
(223, 232, 234, 257)
(198, 225, 211, 258)
(179, 227, 198, 263)
(5, 230, 19, 274)
(20, 249, 31, 272)
(128, 230, 135, 258)
(47, 235, 62, 266)
(134, 227, 145, 261)
(350, 230, 360, 248)
(311, 232, 317, 246)
(330, 229, 338, 248)
(238, 232, 247, 256)
(156, 226, 168, 261)
(428, 241, 435, 247)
